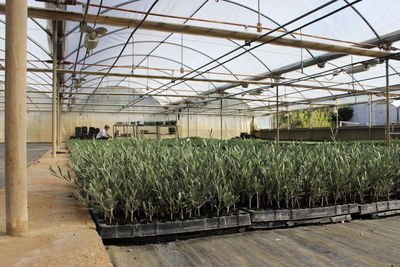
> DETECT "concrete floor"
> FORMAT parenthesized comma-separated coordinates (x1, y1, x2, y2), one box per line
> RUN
(0, 148, 112, 266)
(0, 143, 50, 187)
(107, 216, 400, 267)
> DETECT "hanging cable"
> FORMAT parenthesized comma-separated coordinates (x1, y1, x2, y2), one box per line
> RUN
(300, 29, 304, 74)
(81, 0, 160, 111)
(147, 57, 149, 90)
(120, 0, 353, 112)
(120, 0, 340, 111)
(180, 33, 184, 74)
(131, 38, 134, 75)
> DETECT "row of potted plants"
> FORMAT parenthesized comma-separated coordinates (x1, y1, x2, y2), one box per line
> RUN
(52, 139, 400, 226)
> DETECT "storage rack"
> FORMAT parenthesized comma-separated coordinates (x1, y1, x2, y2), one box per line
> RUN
(113, 123, 180, 139)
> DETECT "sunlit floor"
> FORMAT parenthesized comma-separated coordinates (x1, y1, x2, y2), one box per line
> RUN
(107, 216, 400, 267)
(0, 143, 50, 187)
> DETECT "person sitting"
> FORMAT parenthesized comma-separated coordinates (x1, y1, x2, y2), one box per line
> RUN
(96, 125, 112, 140)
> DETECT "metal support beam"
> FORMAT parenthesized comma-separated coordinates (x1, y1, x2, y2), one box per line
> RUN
(5, 0, 28, 236)
(171, 30, 400, 104)
(3, 67, 400, 98)
(386, 59, 391, 146)
(276, 85, 279, 144)
(57, 79, 61, 147)
(0, 4, 394, 58)
(368, 94, 372, 127)
(220, 97, 223, 140)
(187, 105, 189, 138)
(52, 21, 57, 157)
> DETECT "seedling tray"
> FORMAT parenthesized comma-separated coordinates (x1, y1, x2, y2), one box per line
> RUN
(92, 211, 251, 239)
(358, 200, 400, 217)
(243, 204, 358, 222)
(242, 204, 358, 229)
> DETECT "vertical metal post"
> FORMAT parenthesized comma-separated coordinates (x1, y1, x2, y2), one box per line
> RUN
(335, 100, 339, 128)
(385, 59, 391, 146)
(187, 105, 189, 138)
(5, 0, 28, 236)
(57, 81, 61, 147)
(52, 21, 57, 157)
(368, 94, 372, 140)
(368, 95, 372, 127)
(276, 85, 279, 144)
(220, 97, 223, 140)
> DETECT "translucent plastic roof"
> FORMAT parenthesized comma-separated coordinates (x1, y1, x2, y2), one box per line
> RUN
(2, 0, 400, 115)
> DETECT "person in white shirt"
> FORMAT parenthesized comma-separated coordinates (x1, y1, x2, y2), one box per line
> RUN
(96, 125, 112, 140)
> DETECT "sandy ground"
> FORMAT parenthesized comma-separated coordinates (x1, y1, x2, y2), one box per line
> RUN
(0, 143, 51, 187)
(107, 216, 400, 267)
(0, 148, 112, 267)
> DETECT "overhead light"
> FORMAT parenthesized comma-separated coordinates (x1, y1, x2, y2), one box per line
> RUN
(72, 77, 85, 89)
(345, 64, 369, 74)
(80, 25, 108, 52)
(317, 61, 326, 68)
(345, 60, 379, 75)
(249, 89, 263, 95)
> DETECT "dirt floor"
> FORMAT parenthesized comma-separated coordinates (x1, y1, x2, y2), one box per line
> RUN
(107, 216, 400, 267)
(0, 148, 112, 267)
(0, 143, 51, 187)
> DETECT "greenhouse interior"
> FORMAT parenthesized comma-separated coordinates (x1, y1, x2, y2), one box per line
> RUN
(1, 0, 400, 266)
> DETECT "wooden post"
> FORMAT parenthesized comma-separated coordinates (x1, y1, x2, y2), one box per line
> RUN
(5, 0, 28, 236)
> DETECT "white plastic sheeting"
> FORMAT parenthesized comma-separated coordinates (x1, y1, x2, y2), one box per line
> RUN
(0, 0, 400, 140)
(60, 0, 400, 114)
(0, 110, 252, 142)
(350, 102, 400, 126)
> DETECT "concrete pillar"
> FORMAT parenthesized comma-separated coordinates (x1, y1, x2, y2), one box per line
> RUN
(52, 21, 57, 157)
(5, 0, 28, 236)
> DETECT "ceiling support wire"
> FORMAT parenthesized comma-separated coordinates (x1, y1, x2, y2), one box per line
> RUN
(111, 0, 210, 101)
(80, 0, 160, 111)
(120, 0, 342, 112)
(256, 0, 262, 33)
(180, 33, 184, 74)
(189, 53, 400, 116)
(300, 29, 304, 74)
(62, 0, 141, 40)
(78, 0, 381, 49)
(162, 0, 364, 115)
(69, 0, 104, 107)
(342, 0, 400, 90)
(31, 18, 51, 36)
(67, 0, 91, 107)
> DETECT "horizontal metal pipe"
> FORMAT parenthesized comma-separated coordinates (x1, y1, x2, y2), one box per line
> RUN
(0, 4, 394, 59)
(3, 67, 396, 97)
